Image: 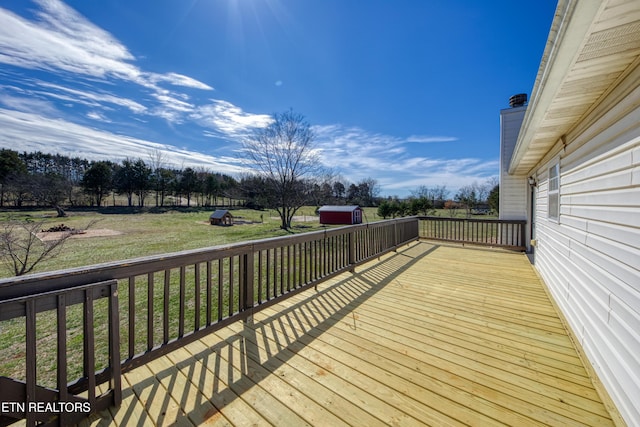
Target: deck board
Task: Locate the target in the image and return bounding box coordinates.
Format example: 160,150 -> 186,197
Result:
91,242 -> 616,426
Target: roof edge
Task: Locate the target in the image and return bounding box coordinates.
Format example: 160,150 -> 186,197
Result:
508,0 -> 601,174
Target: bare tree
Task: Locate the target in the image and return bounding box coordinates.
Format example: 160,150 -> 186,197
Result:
479,177 -> 498,203
473,180 -> 493,204
242,110 -> 322,230
412,185 -> 449,208
455,185 -> 478,217
0,218 -> 97,276
359,177 -> 380,206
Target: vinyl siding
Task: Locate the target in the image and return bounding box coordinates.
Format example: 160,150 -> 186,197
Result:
533,96 -> 640,425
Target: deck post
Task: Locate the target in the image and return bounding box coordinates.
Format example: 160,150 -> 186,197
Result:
393,220 -> 398,251
242,250 -> 255,323
348,230 -> 356,272
109,281 -> 122,406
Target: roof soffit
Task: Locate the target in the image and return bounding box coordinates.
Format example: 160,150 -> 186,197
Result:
509,0 -> 640,175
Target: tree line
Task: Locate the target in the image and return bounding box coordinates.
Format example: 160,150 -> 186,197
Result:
376,181 -> 499,219
1,110 -> 499,228
0,148 -> 384,211
0,149 -> 234,208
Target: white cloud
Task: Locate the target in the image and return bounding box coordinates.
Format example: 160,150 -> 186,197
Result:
0,1 -> 137,79
148,72 -> 213,91
0,2 -> 497,197
0,102 -> 497,196
0,93 -> 59,116
0,0 -> 212,106
153,94 -> 195,113
406,135 -> 458,143
313,124 -> 497,196
191,99 -> 273,138
0,2 -> 276,143
37,82 -> 147,114
86,110 -> 111,122
0,108 -> 245,173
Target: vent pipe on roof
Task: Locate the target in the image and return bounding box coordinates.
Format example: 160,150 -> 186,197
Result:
509,93 -> 527,107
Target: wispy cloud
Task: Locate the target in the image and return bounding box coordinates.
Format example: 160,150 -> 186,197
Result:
314,124 -> 497,195
148,72 -> 213,91
405,135 -> 458,143
191,100 -> 273,139
0,0 -> 212,122
86,110 -> 111,123
0,108 -> 245,173
0,1 -> 498,197
0,0 -> 274,141
0,93 -> 59,116
37,82 -> 148,114
0,1 -> 138,80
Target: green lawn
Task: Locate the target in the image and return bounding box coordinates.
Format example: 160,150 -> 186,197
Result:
0,207 -> 332,278
0,206 -> 492,279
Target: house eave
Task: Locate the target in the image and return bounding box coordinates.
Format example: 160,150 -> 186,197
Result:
509,0 -> 640,175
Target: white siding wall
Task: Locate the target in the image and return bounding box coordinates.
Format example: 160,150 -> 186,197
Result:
533,94 -> 640,425
499,106 -> 528,220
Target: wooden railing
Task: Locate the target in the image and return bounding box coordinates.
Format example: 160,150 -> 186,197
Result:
0,280 -> 120,427
0,217 -> 418,426
418,216 -> 526,250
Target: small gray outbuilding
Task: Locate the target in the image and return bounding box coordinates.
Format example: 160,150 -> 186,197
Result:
209,210 -> 233,226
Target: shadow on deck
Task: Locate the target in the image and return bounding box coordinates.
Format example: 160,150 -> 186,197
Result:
89,242 -> 617,427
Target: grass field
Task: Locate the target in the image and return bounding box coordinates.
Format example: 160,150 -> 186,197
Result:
0,206 -> 491,278
0,206 -> 353,279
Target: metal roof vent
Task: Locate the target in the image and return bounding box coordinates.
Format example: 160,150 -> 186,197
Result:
509,93 -> 528,107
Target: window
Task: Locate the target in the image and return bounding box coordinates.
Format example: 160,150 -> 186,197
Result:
548,162 -> 560,220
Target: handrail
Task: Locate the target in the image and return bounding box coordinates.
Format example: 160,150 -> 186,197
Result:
0,280 -> 120,427
0,217 -> 416,300
0,217 -> 419,426
418,216 -> 526,250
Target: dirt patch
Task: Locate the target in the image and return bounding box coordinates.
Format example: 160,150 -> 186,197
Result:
270,216 -> 318,222
37,229 -> 123,242
199,219 -> 258,226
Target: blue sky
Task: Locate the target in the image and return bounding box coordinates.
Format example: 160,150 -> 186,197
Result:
0,0 -> 556,197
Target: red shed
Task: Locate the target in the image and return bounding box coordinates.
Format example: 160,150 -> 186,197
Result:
318,205 -> 363,225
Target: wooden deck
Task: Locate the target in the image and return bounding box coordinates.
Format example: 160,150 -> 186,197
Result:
86,242 -> 616,426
